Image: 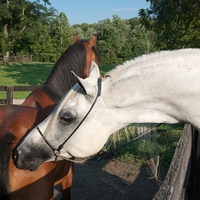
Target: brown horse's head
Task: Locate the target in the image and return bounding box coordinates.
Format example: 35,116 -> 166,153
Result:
74,34 -> 101,77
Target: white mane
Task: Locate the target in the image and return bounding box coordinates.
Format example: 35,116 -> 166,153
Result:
104,48 -> 199,80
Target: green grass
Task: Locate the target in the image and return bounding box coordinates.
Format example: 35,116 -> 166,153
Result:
0,62 -> 54,99
0,62 -> 54,85
0,62 -> 116,100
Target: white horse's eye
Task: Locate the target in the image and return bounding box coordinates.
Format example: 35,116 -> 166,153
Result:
59,113 -> 75,124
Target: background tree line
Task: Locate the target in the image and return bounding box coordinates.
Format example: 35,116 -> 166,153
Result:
0,0 -> 199,64
139,0 -> 200,50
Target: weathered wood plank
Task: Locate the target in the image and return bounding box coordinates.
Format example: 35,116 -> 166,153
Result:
153,124 -> 192,200
0,85 -> 40,105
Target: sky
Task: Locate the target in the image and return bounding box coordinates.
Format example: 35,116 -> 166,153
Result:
45,0 -> 150,25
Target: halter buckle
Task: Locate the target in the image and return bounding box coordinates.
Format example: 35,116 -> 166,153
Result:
54,150 -> 60,161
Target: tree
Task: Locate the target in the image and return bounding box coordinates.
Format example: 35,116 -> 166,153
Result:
139,0 -> 200,49
72,23 -> 96,39
0,0 -> 56,57
96,15 -> 131,63
50,12 -> 72,54
0,0 -> 29,56
95,16 -> 152,63
125,18 -> 156,59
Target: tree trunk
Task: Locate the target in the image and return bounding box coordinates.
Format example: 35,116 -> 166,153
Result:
3,24 -> 9,57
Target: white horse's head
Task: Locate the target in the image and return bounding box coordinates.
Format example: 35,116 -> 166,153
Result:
14,62 -> 117,170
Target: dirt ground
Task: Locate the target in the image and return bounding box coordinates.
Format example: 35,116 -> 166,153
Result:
54,158 -> 167,200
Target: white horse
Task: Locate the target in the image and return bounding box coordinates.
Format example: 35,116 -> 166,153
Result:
14,49 -> 200,170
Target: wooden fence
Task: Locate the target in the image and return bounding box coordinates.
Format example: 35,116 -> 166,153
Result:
153,124 -> 200,200
0,86 -> 39,105
0,55 -> 33,66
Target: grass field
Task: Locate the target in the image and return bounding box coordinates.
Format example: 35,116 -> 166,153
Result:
0,62 -> 115,100
0,62 -> 54,99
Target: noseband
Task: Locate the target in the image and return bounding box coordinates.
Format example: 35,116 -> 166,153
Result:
37,78 -> 102,162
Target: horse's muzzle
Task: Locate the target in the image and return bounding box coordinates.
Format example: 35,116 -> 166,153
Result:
13,148 -> 39,171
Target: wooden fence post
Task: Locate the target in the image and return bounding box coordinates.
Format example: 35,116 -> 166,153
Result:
3,57 -> 7,65
6,86 -> 13,105
153,124 -> 192,200
0,86 -> 40,105
188,127 -> 200,199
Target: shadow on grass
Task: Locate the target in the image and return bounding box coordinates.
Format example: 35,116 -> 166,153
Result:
2,62 -> 54,85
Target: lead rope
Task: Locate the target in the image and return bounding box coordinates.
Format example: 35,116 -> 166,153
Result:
37,78 -> 102,162
54,150 -> 88,163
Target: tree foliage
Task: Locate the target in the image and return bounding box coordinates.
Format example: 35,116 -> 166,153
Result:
139,0 -> 200,49
0,0 -> 72,61
72,16 -> 152,64
1,0 -> 200,63
0,1 -> 155,63
50,12 -> 72,53
96,16 -> 131,63
0,0 -> 57,57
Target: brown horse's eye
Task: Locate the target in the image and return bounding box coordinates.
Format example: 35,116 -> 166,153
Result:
60,113 -> 75,124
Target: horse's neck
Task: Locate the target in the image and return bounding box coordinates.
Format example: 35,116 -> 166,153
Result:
42,41 -> 87,104
103,50 -> 200,128
22,88 -> 56,115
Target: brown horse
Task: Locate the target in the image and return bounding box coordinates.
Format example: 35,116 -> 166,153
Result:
0,35 -> 101,200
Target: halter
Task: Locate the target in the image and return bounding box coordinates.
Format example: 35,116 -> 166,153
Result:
37,78 -> 102,162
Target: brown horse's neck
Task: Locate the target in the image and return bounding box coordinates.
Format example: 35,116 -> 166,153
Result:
41,41 -> 87,104
23,37 -> 101,111
22,88 -> 56,116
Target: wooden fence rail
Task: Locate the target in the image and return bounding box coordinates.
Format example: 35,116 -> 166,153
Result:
0,86 -> 40,105
0,55 -> 33,66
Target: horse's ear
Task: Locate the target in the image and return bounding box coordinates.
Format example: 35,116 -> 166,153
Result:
72,74 -> 96,97
88,62 -> 100,79
88,34 -> 97,46
71,62 -> 100,97
73,34 -> 79,43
